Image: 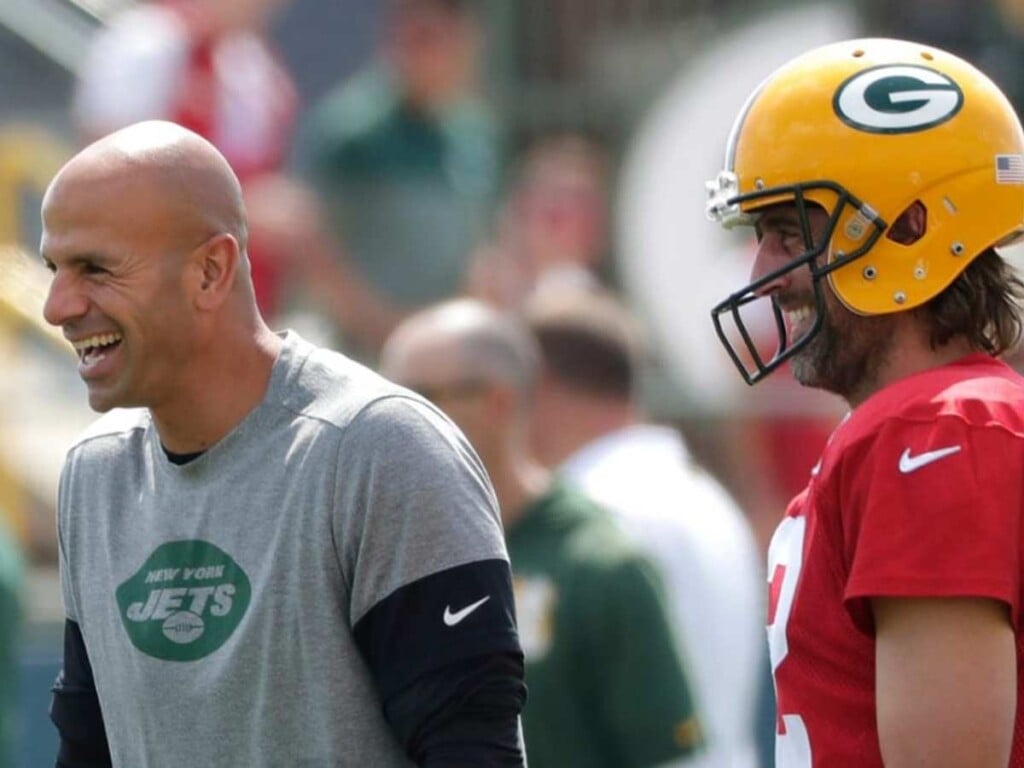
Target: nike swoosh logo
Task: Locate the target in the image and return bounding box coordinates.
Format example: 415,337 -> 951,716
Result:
443,596 -> 491,627
898,445 -> 962,474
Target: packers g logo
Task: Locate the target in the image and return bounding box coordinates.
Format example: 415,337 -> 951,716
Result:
115,540 -> 251,662
833,64 -> 963,134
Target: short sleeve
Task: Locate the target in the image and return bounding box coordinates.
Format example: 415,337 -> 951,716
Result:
580,553 -> 704,767
843,415 -> 1023,627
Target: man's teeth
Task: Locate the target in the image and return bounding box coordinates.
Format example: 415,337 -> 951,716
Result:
785,306 -> 812,326
73,333 -> 123,359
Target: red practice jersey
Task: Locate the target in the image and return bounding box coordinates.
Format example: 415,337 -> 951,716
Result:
767,353 -> 1024,766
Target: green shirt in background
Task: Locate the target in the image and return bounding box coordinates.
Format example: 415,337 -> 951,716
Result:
506,483 -> 704,768
0,521 -> 23,768
296,67 -> 502,308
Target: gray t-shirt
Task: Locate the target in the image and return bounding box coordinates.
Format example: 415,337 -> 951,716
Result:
56,332 -> 518,767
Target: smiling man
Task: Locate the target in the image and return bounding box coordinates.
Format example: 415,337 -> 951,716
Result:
706,38 -> 1024,767
41,121 -> 526,768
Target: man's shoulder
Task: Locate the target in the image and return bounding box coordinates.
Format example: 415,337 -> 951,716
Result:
69,408 -> 149,455
849,354 -> 1024,439
275,336 -> 446,440
277,340 -> 398,421
816,355 -> 1024,487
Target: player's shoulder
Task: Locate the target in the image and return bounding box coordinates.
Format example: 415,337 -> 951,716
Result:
833,354 -> 1024,460
863,353 -> 1023,419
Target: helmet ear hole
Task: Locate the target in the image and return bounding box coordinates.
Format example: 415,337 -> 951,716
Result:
887,201 -> 927,245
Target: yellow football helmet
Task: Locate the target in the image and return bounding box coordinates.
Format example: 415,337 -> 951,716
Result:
706,37 -> 1024,384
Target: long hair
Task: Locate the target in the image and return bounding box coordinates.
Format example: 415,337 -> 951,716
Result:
917,248 -> 1024,355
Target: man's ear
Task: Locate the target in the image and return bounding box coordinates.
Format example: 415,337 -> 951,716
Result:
190,233 -> 239,311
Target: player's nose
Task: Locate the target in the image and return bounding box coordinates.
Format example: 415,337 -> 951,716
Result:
750,234 -> 793,298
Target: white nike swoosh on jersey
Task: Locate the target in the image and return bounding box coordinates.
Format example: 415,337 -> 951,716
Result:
443,595 -> 491,627
898,445 -> 962,474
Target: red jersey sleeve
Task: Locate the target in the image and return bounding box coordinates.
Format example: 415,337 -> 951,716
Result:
841,414 -> 1023,629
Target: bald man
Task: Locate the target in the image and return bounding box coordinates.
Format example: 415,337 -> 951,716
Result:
381,299 -> 706,768
41,121 -> 526,768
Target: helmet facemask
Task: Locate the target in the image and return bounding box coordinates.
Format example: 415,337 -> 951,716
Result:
708,180 -> 887,385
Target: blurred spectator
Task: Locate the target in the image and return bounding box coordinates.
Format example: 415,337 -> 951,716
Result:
295,0 -> 500,359
71,0 -> 299,320
524,284 -> 767,768
469,132 -> 612,310
380,299 -> 706,768
0,519 -> 22,768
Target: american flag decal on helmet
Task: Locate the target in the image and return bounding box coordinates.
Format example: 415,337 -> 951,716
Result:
995,154 -> 1024,184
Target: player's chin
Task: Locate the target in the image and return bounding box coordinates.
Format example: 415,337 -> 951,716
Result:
789,346 -> 827,390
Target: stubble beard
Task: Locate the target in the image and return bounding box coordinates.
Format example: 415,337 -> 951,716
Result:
789,296 -> 895,403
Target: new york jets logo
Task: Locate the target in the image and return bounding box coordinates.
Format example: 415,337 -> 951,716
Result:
115,540 -> 251,662
833,64 -> 963,134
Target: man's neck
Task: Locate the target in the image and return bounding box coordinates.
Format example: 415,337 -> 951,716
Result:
847,323 -> 976,408
153,328 -> 283,453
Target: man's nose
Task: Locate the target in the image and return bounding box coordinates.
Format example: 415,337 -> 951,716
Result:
750,235 -> 792,298
42,270 -> 87,327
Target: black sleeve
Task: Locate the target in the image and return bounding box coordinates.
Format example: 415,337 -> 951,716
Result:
50,619 -> 111,768
384,651 -> 527,768
352,558 -> 522,700
352,558 -> 526,765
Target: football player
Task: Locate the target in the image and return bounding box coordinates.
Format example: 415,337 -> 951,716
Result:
706,38 -> 1024,767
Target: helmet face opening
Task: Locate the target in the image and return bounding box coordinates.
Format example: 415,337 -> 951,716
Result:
709,182 -> 887,385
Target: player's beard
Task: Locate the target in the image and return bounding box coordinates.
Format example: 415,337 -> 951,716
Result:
790,288 -> 896,404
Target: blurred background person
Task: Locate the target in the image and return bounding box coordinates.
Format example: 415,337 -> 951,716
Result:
469,132 -> 613,311
71,0 -> 300,322
381,298 -> 706,768
295,0 -> 500,360
524,284 -> 767,768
